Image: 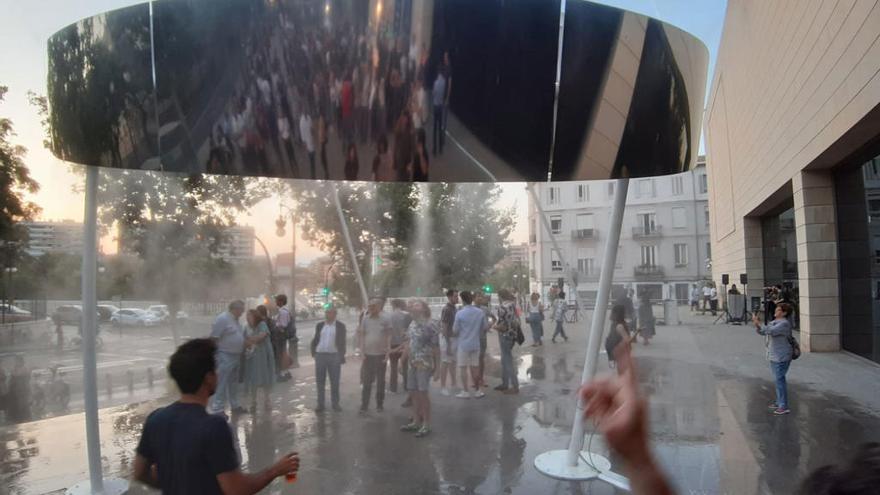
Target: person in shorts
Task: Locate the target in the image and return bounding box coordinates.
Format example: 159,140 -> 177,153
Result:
452,291 -> 489,399
400,300 -> 439,438
438,289 -> 459,395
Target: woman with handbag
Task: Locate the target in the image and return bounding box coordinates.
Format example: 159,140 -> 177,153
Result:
526,293 -> 545,347
753,302 -> 795,415
243,308 -> 276,414
494,290 -> 521,394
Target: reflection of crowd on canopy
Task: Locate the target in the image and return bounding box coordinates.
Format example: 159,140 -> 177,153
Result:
205,2 -> 452,182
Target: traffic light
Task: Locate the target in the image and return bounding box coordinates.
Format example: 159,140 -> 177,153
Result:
321,287 -> 330,296
483,284 -> 493,293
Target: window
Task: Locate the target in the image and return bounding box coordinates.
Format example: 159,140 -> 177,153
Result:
706,242 -> 712,259
550,215 -> 562,234
637,179 -> 655,198
640,245 -> 657,266
548,186 -> 560,205
531,251 -> 536,270
672,207 -> 686,228
636,212 -> 657,233
576,184 -> 588,202
671,175 -> 684,195
551,250 -> 563,272
674,244 -> 688,266
576,213 -> 594,230
615,246 -> 624,268
699,174 -> 708,194
607,182 -> 615,198
577,247 -> 595,274
704,207 -> 711,227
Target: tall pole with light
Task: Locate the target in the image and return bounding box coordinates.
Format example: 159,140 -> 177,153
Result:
276,203 -> 298,368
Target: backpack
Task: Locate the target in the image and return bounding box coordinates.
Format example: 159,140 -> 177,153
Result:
497,303 -> 525,346
279,307 -> 297,340
788,334 -> 801,360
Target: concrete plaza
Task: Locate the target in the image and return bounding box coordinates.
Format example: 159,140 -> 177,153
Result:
2,310 -> 879,494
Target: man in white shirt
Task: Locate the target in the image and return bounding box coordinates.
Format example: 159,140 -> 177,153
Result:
357,298 -> 391,413
209,300 -> 246,415
452,291 -> 489,399
299,111 -> 316,179
310,307 -> 346,412
702,285 -> 713,314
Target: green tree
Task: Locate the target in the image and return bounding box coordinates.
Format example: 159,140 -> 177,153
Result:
293,181 -> 417,307
95,168 -> 270,343
0,86 -> 41,244
294,182 -> 514,301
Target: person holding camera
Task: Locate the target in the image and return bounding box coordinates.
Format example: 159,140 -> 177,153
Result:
752,302 -> 794,415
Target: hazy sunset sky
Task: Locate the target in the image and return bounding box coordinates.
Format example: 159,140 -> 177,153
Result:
0,0 -> 724,264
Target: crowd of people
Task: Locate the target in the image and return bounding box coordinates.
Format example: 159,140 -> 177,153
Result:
131,284 -> 880,494
204,5 -> 452,182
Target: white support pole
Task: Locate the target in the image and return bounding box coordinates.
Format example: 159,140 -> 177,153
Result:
534,178 -> 629,482
567,177 -> 628,463
332,185 -> 370,306
81,165 -> 103,491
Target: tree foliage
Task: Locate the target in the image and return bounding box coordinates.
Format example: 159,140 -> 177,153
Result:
293,181 -> 514,302
0,86 -> 41,244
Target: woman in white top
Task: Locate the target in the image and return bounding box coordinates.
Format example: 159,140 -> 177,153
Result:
526,293 -> 545,347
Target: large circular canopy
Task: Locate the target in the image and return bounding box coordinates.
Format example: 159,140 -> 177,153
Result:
46,0 -> 708,182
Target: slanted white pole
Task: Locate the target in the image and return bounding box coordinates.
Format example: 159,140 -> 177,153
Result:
332,184 -> 369,306
567,177 -> 628,464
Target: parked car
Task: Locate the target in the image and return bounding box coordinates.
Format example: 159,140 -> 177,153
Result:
146,305 -> 188,323
51,305 -> 98,326
96,304 -> 121,323
0,303 -> 32,323
110,308 -> 161,327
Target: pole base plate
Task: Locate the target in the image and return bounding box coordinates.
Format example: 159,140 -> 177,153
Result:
65,478 -> 129,495
534,449 -> 612,481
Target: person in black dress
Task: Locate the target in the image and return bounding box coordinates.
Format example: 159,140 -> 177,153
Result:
412,128 -> 429,181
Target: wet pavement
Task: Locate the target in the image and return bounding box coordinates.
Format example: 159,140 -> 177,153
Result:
2,310 -> 879,494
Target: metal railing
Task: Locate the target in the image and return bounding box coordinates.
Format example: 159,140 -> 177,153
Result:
571,228 -> 598,240
632,225 -> 662,237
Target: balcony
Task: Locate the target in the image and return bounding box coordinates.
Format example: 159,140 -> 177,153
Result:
632,225 -> 662,238
571,228 -> 598,240
634,265 -> 665,280
529,234 -> 537,244
573,270 -> 600,282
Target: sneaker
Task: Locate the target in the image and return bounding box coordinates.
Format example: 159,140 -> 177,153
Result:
473,390 -> 486,399
415,425 -> 432,438
400,422 -> 420,432
767,402 -> 778,410
455,391 -> 472,399
494,385 -> 508,391
772,407 -> 791,415
358,407 -> 368,416
441,388 -> 450,396
314,406 -> 325,413
377,405 -> 384,412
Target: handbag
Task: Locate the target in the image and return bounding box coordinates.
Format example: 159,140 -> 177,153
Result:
788,335 -> 801,360
279,350 -> 293,369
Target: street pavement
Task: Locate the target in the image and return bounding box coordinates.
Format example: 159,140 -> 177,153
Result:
2,309 -> 879,494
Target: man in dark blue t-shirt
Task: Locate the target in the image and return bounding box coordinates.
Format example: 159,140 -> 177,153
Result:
133,338 -> 299,494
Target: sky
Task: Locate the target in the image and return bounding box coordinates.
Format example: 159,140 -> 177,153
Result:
0,0 -> 727,265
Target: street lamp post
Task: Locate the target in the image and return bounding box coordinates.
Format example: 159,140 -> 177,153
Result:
276,204 -> 298,367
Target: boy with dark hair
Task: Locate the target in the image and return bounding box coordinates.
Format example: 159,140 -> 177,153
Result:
133,338 -> 299,494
